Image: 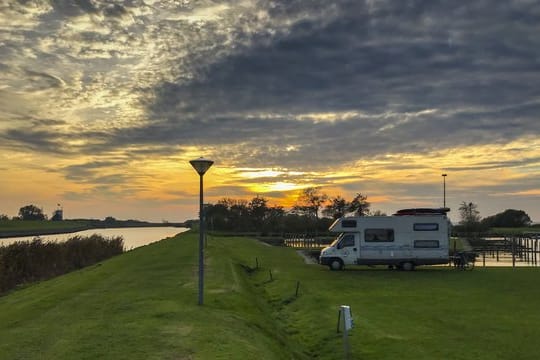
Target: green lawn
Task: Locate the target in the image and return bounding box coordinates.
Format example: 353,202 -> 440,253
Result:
0,232 -> 539,359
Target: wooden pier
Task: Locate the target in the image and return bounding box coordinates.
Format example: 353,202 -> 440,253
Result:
468,233 -> 540,267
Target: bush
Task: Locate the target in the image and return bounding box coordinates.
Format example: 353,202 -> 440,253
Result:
0,235 -> 124,295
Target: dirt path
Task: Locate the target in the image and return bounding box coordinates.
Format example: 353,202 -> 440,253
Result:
296,250 -> 318,264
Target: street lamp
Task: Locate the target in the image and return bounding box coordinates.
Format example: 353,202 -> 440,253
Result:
442,173 -> 447,208
190,157 -> 214,306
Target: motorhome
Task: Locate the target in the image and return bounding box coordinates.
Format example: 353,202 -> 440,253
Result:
319,208 -> 451,271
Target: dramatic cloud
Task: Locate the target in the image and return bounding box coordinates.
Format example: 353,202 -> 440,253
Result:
1,0 -> 539,221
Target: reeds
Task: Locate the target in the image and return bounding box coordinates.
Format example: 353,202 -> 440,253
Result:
0,234 -> 124,294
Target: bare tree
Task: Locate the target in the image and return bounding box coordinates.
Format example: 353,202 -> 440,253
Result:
323,196 -> 349,219
293,187 -> 328,219
459,201 -> 482,232
370,209 -> 387,216
348,193 -> 370,216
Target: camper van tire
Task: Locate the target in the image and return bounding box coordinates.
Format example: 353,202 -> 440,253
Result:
329,259 -> 344,271
401,262 -> 415,271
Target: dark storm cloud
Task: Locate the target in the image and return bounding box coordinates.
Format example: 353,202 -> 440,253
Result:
63,161 -> 127,181
154,0 -> 532,115
2,0 -> 539,174
445,156 -> 540,172
0,119 -> 95,155
1,128 -> 66,154
141,0 -> 540,169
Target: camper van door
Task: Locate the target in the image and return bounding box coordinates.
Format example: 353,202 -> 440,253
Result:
335,233 -> 359,265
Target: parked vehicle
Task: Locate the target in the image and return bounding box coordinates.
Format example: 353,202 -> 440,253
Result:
319,208 -> 451,270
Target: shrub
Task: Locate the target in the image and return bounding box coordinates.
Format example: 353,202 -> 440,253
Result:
0,235 -> 123,295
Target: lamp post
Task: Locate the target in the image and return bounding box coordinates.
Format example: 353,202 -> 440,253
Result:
190,157 -> 214,306
442,173 -> 447,208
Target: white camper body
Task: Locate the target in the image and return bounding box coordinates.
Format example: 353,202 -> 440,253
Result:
319,212 -> 450,270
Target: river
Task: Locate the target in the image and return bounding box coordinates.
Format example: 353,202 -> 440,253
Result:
0,227 -> 189,250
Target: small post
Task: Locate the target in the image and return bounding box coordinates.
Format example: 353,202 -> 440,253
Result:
533,239 -> 538,266
450,239 -> 457,267
295,281 -> 300,297
336,310 -> 342,333
482,252 -> 485,267
339,305 -> 353,360
255,257 -> 259,269
512,238 -> 516,268
269,269 -> 273,281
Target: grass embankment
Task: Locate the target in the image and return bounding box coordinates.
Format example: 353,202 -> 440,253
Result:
0,232 -> 302,359
1,232 -> 539,359
0,220 -> 90,234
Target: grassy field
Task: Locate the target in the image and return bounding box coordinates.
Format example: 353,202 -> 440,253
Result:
0,220 -> 90,232
0,232 -> 539,359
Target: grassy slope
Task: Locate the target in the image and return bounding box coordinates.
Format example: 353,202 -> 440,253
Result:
255,262 -> 540,359
1,232 -> 540,359
0,232 -> 302,360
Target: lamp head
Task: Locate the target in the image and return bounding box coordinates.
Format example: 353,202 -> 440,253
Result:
190,157 -> 214,175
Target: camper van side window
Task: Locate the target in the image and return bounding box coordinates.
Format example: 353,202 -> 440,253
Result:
413,223 -> 439,231
341,220 -> 357,228
414,240 -> 440,248
365,229 -> 394,242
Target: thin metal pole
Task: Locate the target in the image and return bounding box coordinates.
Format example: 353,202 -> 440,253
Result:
442,174 -> 447,208
198,174 -> 204,305
443,177 -> 446,208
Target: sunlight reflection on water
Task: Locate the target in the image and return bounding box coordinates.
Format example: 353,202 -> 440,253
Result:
0,227 -> 189,250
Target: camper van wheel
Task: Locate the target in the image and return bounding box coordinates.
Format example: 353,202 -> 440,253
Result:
329,259 -> 344,271
402,262 -> 415,271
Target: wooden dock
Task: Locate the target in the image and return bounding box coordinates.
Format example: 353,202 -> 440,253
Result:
468,234 -> 540,267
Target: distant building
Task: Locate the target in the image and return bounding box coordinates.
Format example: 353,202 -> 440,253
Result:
51,204 -> 63,221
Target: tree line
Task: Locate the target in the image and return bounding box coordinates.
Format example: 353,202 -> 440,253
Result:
200,188 -> 534,235
456,202 -> 533,233
0,204 -> 49,221
200,188 -> 378,234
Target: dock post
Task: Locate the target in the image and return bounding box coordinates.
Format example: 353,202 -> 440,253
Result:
512,238 -> 516,268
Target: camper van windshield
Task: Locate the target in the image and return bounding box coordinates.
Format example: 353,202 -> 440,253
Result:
330,233 -> 347,247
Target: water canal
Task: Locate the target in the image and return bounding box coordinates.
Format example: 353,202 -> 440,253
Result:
0,227 -> 189,250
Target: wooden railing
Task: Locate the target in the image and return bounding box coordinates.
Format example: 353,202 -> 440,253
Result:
283,234 -> 333,249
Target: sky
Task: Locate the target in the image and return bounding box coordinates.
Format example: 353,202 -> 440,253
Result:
1,0 -> 539,223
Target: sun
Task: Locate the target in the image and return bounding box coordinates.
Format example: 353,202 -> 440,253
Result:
249,181 -> 302,193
